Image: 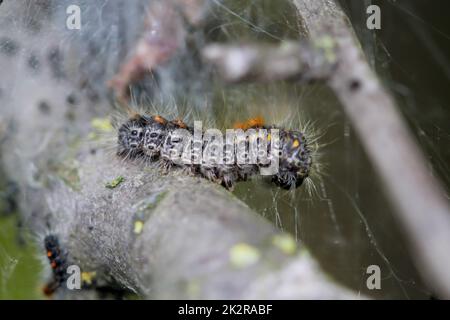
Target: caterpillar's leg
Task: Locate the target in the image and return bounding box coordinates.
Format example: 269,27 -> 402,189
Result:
200,166 -> 219,183
272,171 -> 300,190
221,174 -> 236,191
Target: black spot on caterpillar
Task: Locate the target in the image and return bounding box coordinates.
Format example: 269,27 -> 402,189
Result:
117,113 -> 313,190
43,235 -> 69,296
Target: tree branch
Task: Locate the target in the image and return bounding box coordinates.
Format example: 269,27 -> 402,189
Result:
202,41 -> 334,83
292,0 -> 450,298
42,147 -> 357,299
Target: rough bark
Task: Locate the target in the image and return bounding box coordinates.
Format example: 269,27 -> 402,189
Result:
39,144 -> 357,299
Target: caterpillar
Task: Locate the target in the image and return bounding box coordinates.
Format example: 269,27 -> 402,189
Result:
42,235 -> 69,296
116,112 -> 313,191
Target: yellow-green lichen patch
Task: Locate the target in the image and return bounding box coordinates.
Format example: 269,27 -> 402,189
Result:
299,247 -> 311,259
88,117 -> 113,141
144,191 -> 168,211
81,271 -> 97,285
132,191 -> 168,236
134,191 -> 168,213
87,132 -> 98,141
186,280 -> 201,297
313,35 -> 337,64
229,243 -> 260,268
91,117 -> 113,132
133,220 -> 144,235
105,176 -> 125,189
48,137 -> 82,191
54,159 -> 81,191
272,234 -> 297,255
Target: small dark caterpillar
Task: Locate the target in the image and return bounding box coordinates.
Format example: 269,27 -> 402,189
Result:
41,236 -> 132,298
117,113 -> 312,190
42,235 -> 69,296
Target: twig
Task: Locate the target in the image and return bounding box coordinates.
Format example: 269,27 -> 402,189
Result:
202,41 -> 334,83
108,1 -> 186,103
108,0 -> 209,103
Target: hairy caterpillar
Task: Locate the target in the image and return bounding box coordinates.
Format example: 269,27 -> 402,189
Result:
42,235 -> 69,296
41,234 -> 131,299
116,112 -> 313,190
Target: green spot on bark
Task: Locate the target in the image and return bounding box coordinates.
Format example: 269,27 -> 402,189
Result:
229,243 -> 260,268
187,280 -> 200,297
133,220 -> 144,234
105,176 -> 124,189
132,191 -> 168,235
48,137 -> 82,191
54,160 -> 81,191
91,117 -> 113,132
144,191 -> 168,211
135,191 -> 168,216
299,247 -> 311,259
314,36 -> 337,63
89,117 -> 113,141
272,234 -> 297,255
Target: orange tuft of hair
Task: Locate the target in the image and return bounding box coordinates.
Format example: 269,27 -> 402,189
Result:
233,116 -> 265,130
171,119 -> 187,129
153,115 -> 168,125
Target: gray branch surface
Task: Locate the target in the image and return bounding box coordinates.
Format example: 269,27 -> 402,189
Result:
40,145 -> 357,299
